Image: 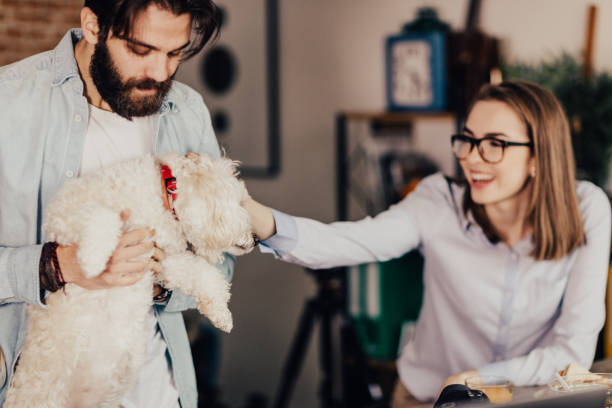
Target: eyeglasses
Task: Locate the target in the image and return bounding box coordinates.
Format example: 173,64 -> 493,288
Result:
450,134 -> 533,164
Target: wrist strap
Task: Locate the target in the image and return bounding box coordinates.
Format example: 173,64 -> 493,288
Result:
39,242 -> 65,296
153,287 -> 171,303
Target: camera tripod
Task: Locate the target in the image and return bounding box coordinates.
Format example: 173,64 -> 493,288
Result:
272,268 -> 379,408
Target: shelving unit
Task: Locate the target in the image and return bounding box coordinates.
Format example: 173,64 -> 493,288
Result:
276,110 -> 460,408
333,111 -> 457,407
335,111 -> 456,221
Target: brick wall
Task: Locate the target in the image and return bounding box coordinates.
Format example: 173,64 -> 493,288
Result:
0,0 -> 83,66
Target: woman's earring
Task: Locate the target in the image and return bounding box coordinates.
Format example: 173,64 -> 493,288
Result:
530,166 -> 536,177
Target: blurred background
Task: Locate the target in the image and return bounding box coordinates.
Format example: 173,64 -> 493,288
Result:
3,1 -> 612,407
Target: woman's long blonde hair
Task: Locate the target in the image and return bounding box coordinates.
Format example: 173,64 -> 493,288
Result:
463,80 -> 584,260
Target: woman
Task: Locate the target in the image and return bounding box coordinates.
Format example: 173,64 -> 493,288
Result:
244,80 -> 612,405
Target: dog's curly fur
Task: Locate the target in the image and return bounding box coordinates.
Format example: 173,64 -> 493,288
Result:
5,153 -> 253,408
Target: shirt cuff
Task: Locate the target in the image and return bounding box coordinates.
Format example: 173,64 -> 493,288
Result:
259,209 -> 298,257
164,288 -> 197,312
477,360 -> 512,381
9,244 -> 47,308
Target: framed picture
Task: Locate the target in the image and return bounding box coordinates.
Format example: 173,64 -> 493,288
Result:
182,0 -> 280,178
385,31 -> 446,111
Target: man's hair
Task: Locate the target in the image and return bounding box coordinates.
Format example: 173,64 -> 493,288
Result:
463,80 -> 585,261
83,0 -> 220,60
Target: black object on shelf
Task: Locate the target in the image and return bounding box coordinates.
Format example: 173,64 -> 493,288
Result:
446,0 -> 500,119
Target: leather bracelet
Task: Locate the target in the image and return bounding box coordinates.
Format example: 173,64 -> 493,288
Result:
39,242 -> 65,295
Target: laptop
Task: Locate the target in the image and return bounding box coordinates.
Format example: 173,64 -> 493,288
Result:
489,386 -> 608,408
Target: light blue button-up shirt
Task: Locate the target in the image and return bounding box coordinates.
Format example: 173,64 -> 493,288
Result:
262,173 -> 611,401
0,29 -> 234,408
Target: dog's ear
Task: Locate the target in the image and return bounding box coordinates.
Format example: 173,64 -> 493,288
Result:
177,196 -> 245,264
173,156 -> 254,262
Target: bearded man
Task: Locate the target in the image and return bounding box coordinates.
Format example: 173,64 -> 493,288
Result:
0,1 -> 234,407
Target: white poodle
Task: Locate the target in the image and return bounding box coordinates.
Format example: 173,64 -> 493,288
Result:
5,152 -> 254,408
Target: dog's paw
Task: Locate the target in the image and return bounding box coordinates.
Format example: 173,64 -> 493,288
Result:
77,206 -> 123,278
198,302 -> 233,333
211,310 -> 233,333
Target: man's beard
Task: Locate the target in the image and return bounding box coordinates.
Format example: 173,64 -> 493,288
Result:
89,40 -> 173,120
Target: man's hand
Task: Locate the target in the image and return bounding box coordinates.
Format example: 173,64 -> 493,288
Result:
439,370 -> 480,394
151,245 -> 167,298
56,210 -> 163,290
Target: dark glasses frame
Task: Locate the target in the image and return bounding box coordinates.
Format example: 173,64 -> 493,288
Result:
450,134 -> 534,164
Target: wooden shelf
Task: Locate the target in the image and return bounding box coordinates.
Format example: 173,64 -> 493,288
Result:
339,111 -> 455,123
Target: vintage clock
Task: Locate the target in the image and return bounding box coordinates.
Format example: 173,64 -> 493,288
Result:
385,31 -> 447,111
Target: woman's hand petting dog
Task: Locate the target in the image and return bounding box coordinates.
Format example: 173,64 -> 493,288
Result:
56,209 -> 163,290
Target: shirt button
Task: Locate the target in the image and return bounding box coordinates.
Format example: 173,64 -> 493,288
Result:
511,253 -> 518,261
74,114 -> 82,122
65,170 -> 74,178
495,355 -> 503,362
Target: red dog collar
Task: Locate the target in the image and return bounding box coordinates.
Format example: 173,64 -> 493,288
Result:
160,164 -> 178,219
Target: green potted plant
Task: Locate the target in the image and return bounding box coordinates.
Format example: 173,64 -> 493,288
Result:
503,54 -> 612,190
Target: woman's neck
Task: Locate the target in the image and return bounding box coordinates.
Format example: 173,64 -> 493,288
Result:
484,185 -> 533,247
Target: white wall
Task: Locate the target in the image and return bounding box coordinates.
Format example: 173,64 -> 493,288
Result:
176,1 -> 612,407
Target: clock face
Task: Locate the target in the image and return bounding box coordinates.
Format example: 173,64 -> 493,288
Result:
391,40 -> 433,106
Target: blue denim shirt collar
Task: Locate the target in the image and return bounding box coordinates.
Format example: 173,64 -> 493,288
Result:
52,29 -> 82,87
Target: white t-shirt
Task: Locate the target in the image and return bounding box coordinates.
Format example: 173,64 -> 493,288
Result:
80,105 -> 180,408
80,105 -> 155,175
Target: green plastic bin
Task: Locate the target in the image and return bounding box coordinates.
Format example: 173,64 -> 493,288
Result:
348,250 -> 424,360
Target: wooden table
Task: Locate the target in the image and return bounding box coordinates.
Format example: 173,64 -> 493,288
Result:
390,358 -> 612,407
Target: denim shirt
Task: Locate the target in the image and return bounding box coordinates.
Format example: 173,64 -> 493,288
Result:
0,29 -> 235,408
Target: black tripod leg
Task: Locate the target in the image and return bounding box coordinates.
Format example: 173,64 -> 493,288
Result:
341,317 -> 375,407
319,305 -> 334,408
272,298 -> 318,408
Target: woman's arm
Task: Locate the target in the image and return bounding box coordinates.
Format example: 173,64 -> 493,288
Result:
241,175 -> 450,270
243,196 -> 422,269
242,198 -> 276,241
